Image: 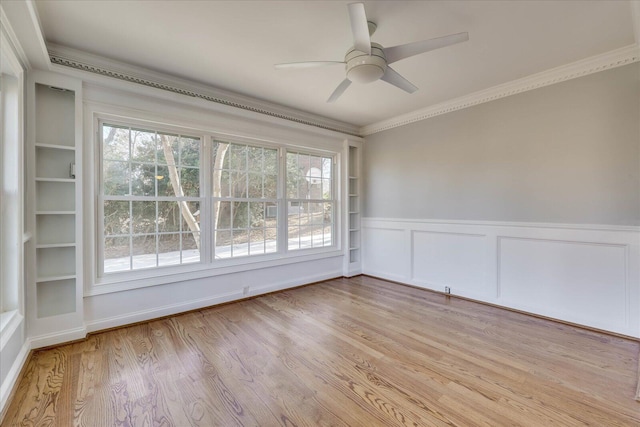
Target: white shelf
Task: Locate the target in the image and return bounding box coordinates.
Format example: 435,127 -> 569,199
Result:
36,243 -> 76,249
35,177 -> 75,183
36,211 -> 75,215
36,274 -> 76,283
35,142 -> 75,151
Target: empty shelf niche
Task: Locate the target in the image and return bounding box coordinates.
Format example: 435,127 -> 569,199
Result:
37,279 -> 76,318
35,83 -> 75,147
36,246 -> 75,280
36,180 -> 75,212
36,215 -> 75,246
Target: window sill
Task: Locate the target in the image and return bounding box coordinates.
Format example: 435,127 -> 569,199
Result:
88,248 -> 344,296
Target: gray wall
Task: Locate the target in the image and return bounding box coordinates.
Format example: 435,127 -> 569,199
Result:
363,63 -> 640,226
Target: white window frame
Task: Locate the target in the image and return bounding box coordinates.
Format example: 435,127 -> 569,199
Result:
0,28 -> 25,335
97,119 -> 206,276
93,113 -> 343,293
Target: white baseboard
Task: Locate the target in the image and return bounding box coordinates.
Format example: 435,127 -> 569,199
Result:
86,271 -> 341,334
29,327 -> 88,350
0,340 -> 30,418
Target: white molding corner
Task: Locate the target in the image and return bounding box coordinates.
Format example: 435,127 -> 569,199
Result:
360,44 -> 640,136
28,326 -> 87,350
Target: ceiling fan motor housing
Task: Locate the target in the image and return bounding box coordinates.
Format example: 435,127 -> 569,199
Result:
345,43 -> 387,83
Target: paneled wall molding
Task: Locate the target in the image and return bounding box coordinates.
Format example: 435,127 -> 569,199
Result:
362,217 -> 640,338
46,43 -> 361,137
360,44 -> 640,136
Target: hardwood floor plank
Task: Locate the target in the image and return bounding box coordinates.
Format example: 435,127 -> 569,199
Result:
3,277 -> 639,426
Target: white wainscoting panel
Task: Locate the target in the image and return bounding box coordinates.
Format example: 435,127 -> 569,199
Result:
362,227 -> 409,282
412,231 -> 488,299
362,218 -> 640,338
498,237 -> 628,331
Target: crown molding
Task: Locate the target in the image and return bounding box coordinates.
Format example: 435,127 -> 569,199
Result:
47,43 -> 361,138
360,44 -> 640,136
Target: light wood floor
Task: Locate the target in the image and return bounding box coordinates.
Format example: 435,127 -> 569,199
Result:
3,276 -> 639,426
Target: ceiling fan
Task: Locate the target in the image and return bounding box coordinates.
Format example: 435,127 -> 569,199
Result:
275,2 -> 469,103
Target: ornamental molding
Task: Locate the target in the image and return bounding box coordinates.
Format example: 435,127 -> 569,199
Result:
360,44 -> 640,136
47,44 -> 361,138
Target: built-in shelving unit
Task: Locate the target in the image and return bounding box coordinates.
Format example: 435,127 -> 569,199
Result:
345,142 -> 362,276
26,71 -> 83,341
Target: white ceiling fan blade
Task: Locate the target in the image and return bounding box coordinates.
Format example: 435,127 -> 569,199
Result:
275,61 -> 345,70
380,67 -> 418,94
327,78 -> 352,103
383,32 -> 469,64
348,3 -> 371,55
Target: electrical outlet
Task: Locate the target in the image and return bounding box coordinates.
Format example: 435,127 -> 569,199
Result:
243,286 -> 250,296
444,286 -> 451,294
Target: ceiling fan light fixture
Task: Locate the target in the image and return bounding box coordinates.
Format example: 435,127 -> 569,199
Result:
345,43 -> 387,84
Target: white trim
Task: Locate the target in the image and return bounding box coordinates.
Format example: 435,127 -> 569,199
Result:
0,7 -> 30,70
85,270 -> 339,333
360,44 -> 640,135
363,217 -> 640,233
0,339 -> 30,416
47,43 -> 361,138
28,326 -> 87,350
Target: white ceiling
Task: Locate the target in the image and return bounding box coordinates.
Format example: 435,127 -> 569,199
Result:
35,0 -> 637,127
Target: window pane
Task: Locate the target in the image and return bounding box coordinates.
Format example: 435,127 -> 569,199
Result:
248,146 -> 263,173
158,233 -> 181,267
248,173 -> 263,198
232,201 -> 249,229
132,201 -> 156,234
103,125 -> 129,161
103,200 -> 130,236
214,229 -> 231,259
214,201 -> 231,229
213,141 -> 230,169
309,202 -> 324,225
229,144 -> 247,171
158,201 -> 180,232
131,129 -> 156,163
249,202 -> 265,228
181,136 -> 200,167
103,161 -> 129,196
286,152 -> 299,198
230,171 -> 247,197
321,178 -> 332,199
181,167 -> 200,197
132,234 -> 157,270
323,203 -> 333,225
157,134 -> 179,165
131,163 -> 156,196
181,201 -> 201,234
104,236 -> 130,273
231,230 -> 249,258
155,166 -> 173,197
265,228 -> 277,254
182,232 -> 201,264
264,174 -> 277,199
